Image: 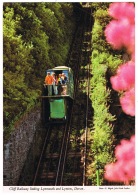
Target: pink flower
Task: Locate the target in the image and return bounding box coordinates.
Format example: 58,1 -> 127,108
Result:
105,20 -> 125,50
108,2 -> 135,24
105,20 -> 134,53
126,24 -> 135,54
115,136 -> 135,161
104,135 -> 135,183
110,61 -> 135,92
131,52 -> 135,62
104,163 -> 122,182
104,2 -> 135,185
120,88 -> 135,116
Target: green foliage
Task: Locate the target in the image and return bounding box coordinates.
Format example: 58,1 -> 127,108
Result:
92,50 -> 122,75
90,52 -> 115,185
3,2 -> 76,139
89,2 -> 123,185
91,2 -> 110,11
92,3 -> 124,57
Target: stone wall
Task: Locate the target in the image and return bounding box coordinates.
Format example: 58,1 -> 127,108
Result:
3,107 -> 41,186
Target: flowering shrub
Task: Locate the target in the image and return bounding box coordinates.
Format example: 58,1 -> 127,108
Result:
120,88 -> 135,117
110,61 -> 135,116
108,2 -> 135,23
90,3 -> 118,185
110,61 -> 135,92
104,2 -> 135,184
105,2 -> 135,117
105,20 -> 134,54
104,135 -> 135,183
105,2 -> 135,56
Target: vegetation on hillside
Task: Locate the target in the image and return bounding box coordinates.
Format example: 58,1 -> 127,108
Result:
89,2 -> 135,185
89,2 -> 123,185
3,2 -> 76,138
104,2 -> 135,184
3,2 -> 135,185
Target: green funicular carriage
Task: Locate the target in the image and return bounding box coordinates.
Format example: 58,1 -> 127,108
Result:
41,66 -> 74,124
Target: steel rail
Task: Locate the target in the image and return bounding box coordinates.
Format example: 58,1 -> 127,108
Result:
82,22 -> 92,188
32,126 -> 51,185
42,126 -> 62,185
59,98 -> 76,185
54,24 -> 85,186
68,11 -> 89,186
33,7 -> 92,186
61,26 -> 85,185
58,9 -> 92,185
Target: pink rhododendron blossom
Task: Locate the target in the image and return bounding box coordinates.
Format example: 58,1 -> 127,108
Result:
105,20 -> 134,53
131,52 -> 135,62
124,24 -> 135,54
105,20 -> 126,49
108,2 -> 135,24
115,136 -> 135,161
120,88 -> 135,116
104,135 -> 135,183
104,2 -> 135,184
110,61 -> 135,92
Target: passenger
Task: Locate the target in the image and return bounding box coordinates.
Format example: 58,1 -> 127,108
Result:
61,73 -> 64,84
61,73 -> 67,95
58,74 -> 63,84
55,75 -> 59,85
64,74 -> 68,83
51,72 -> 58,95
61,73 -> 68,84
61,85 -> 67,95
45,72 -> 53,96
57,74 -> 63,95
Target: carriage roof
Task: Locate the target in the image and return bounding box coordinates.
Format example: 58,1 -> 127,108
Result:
47,66 -> 72,73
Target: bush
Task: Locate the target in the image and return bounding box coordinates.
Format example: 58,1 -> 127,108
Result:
3,2 -> 76,139
89,2 -> 123,185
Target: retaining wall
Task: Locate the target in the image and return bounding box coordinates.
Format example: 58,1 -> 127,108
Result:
3,107 -> 41,186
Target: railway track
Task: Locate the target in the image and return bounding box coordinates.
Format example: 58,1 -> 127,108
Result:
59,6 -> 92,186
32,6 -> 92,186
33,124 -> 67,185
18,5 -> 134,187
18,5 -> 93,186
32,10 -> 87,186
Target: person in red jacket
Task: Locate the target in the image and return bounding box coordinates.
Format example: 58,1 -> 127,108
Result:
45,72 -> 53,95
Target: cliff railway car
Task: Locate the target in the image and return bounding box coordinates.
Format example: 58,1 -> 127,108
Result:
41,66 -> 74,124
